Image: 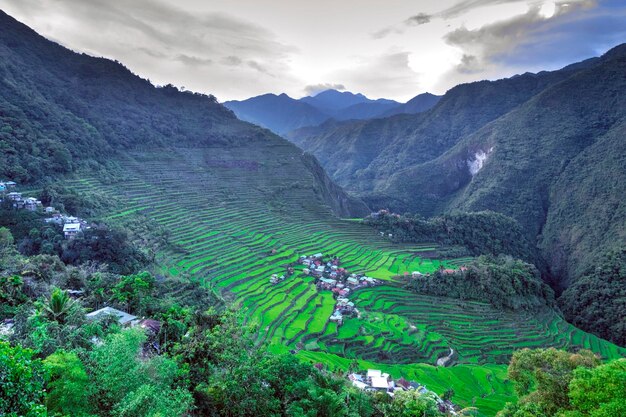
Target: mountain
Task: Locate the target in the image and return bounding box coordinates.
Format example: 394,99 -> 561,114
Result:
0,9 -> 368,218
381,92 -> 441,117
300,89 -> 373,110
223,93 -> 328,135
224,89 -> 435,135
289,47 -> 626,345
288,67 -> 580,190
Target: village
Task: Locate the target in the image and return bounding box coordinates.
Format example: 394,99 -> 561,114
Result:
347,369 -> 458,414
0,180 -> 89,239
269,253 -> 382,325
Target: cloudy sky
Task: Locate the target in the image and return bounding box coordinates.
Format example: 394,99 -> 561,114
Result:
2,0 -> 625,101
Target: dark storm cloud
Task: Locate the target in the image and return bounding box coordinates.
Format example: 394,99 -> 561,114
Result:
303,83 -> 347,95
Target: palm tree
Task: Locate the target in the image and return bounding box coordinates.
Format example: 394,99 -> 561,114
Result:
43,287 -> 74,324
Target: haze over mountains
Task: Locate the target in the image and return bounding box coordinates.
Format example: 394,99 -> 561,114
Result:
224,90 -> 441,134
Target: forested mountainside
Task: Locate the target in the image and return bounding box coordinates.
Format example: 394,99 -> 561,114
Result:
0,10 -> 367,218
290,46 -> 626,345
224,89 -> 440,135
380,93 -> 442,117
287,63 -> 589,189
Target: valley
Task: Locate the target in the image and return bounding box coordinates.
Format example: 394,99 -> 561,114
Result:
1,8 -> 624,417
60,148 -> 624,415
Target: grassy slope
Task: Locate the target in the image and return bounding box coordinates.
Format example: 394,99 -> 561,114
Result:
64,150 -> 624,416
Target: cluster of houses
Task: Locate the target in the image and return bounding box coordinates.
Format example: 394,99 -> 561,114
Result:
298,253 -> 381,325
0,180 -> 88,239
348,369 -> 457,414
0,182 -> 44,213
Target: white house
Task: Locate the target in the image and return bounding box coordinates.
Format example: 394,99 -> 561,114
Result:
63,223 -> 82,239
371,376 -> 390,390
367,369 -> 382,379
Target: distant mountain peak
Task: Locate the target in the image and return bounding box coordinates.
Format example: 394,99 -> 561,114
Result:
312,89 -> 366,99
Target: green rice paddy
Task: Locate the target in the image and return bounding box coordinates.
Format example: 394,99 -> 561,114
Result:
64,149 -> 625,416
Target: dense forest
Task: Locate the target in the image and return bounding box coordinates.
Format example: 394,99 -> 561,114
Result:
404,255 -> 555,313
363,211 -> 540,266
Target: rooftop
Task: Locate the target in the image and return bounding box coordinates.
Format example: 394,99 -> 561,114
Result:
86,306 -> 137,325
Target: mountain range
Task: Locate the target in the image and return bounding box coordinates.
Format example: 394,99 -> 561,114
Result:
223,90 -> 441,134
288,48 -> 626,344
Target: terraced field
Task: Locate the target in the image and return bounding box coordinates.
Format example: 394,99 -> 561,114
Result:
64,149 -> 625,416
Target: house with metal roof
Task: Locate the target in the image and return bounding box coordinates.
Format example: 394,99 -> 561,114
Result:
85,307 -> 138,327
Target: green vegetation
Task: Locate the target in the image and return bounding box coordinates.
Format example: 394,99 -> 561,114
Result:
405,255 -> 555,312
0,10 -> 624,417
497,348 -> 626,417
0,207 -> 148,275
289,45 -> 626,347
559,248 -> 626,346
53,155 -> 622,414
363,211 -> 541,266
0,341 -> 47,417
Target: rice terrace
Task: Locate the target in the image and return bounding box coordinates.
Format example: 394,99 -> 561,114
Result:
63,149 -> 624,415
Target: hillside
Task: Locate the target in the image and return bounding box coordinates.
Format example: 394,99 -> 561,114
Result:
290,46 -> 626,345
0,10 -> 367,219
288,65 -> 589,191
381,92 -> 442,117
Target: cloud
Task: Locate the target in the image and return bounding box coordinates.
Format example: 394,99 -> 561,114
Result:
329,52 -> 420,100
437,0 -> 527,19
222,56 -> 243,66
433,0 -> 626,93
444,0 -> 598,70
1,0 -> 299,99
303,83 -> 346,95
373,0 -> 594,39
373,1 -> 521,39
406,13 -> 432,25
176,54 -> 213,66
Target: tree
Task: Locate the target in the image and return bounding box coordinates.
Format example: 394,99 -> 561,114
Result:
44,350 -> 91,416
89,329 -> 192,417
563,358 -> 626,417
0,275 -> 28,318
497,348 -> 600,417
382,389 -> 443,417
41,287 -> 75,324
0,341 -> 47,417
110,271 -> 155,315
0,226 -> 14,247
